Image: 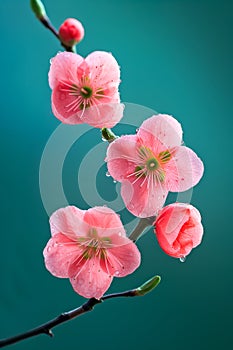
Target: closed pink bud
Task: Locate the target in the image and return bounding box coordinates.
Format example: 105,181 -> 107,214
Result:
59,18 -> 84,46
154,203 -> 203,259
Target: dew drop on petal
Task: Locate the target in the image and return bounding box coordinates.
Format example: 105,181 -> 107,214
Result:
47,246 -> 52,252
106,171 -> 111,177
115,271 -> 120,275
180,256 -> 186,263
113,179 -> 117,183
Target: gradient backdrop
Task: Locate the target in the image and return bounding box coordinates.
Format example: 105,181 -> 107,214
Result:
0,1 -> 233,349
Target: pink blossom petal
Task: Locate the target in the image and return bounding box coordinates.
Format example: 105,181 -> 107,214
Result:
121,178 -> 168,218
43,233 -> 83,278
52,88 -> 123,127
83,206 -> 125,234
50,206 -> 88,239
165,146 -> 204,192
82,102 -> 124,128
51,83 -> 83,124
49,52 -> 84,89
69,257 -> 113,299
156,205 -> 190,244
101,241 -> 141,277
85,51 -> 120,87
185,206 -> 203,248
106,135 -> 139,181
137,114 -> 183,150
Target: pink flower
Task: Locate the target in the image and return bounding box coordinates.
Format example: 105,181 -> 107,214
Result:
154,203 -> 204,258
106,114 -> 204,218
43,206 -> 141,299
48,51 -> 124,128
59,18 -> 84,46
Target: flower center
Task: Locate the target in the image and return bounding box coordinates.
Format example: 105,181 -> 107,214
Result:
80,86 -> 93,98
146,157 -> 159,171
79,228 -> 112,260
130,145 -> 167,184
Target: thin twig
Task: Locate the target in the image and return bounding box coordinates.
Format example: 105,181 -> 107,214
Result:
0,284 -> 157,348
40,17 -> 75,52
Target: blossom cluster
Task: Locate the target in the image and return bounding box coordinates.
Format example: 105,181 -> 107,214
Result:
43,17 -> 204,299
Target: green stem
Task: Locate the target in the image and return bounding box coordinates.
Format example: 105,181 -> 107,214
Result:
101,128 -> 118,142
129,216 -> 156,242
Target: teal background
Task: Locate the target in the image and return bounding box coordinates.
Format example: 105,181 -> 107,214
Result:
0,0 -> 233,349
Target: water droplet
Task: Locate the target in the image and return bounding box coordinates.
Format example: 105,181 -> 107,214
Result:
180,256 -> 186,263
102,137 -> 107,142
47,246 -> 51,252
113,179 -> 117,183
115,270 -> 120,275
118,232 -> 122,236
136,128 -> 139,133
106,171 -> 111,177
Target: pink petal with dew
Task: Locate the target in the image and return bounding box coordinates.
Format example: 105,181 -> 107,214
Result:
77,60 -> 90,81
85,51 -> 120,87
83,206 -> 125,232
49,52 -> 84,89
137,114 -> 183,150
156,204 -> 190,244
50,206 -> 88,240
51,83 -> 83,124
43,233 -> 83,278
82,102 -> 124,128
69,256 -> 113,299
101,241 -> 141,277
183,206 -> 203,248
121,178 -> 168,218
106,135 -> 139,181
164,146 -> 204,192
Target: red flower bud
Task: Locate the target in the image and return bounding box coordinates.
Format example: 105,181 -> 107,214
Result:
154,203 -> 204,259
59,18 -> 84,47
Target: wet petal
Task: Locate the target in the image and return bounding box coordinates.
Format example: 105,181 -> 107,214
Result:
137,114 -> 183,150
51,83 -> 83,124
85,51 -> 120,87
121,178 -> 168,218
43,233 -> 83,278
165,146 -> 204,192
82,102 -> 124,128
50,206 -> 88,239
101,241 -> 141,277
83,206 -> 126,236
49,52 -> 83,89
69,257 -> 113,299
106,135 -> 139,181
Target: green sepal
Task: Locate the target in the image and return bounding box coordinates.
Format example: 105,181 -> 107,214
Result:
30,0 -> 47,19
135,275 -> 161,296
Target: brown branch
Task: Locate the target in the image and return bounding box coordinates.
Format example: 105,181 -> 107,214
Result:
0,276 -> 160,348
39,17 -> 76,52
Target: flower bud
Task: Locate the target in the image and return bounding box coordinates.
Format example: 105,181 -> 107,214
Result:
59,18 -> 84,47
30,0 -> 47,20
154,203 -> 204,259
135,275 -> 161,296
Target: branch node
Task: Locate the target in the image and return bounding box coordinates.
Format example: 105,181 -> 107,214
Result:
44,329 -> 54,337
